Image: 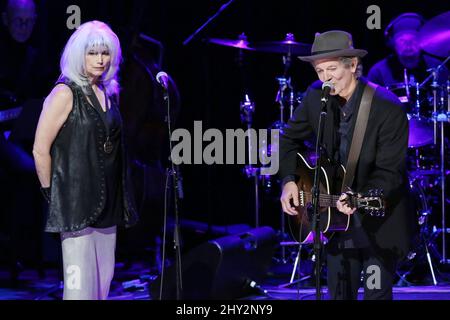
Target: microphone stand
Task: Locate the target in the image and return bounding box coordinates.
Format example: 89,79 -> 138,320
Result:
311,94 -> 328,300
162,84 -> 183,299
182,0 -> 237,46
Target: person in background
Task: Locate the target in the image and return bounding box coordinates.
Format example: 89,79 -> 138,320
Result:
367,13 -> 448,88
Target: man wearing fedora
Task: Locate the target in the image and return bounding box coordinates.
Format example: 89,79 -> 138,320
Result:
279,30 -> 413,300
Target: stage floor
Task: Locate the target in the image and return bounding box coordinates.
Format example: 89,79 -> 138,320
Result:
1,261 -> 450,300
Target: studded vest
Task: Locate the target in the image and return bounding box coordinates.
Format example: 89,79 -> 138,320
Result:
44,80 -> 139,232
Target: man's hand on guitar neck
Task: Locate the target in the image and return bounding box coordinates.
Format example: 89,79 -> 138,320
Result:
280,181 -> 300,215
337,193 -> 357,215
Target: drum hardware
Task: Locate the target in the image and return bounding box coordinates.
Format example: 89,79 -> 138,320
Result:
425,57 -> 450,265
397,180 -> 439,285
434,107 -> 449,265
237,33 -> 310,264
274,76 -> 292,128
430,228 -> 450,264
270,34 -> 308,126
386,68 -> 448,280
240,94 -> 261,228
261,34 -> 308,265
414,79 -> 421,117
406,86 -> 449,267
393,11 -> 450,264
208,32 -> 263,228
403,68 -> 411,103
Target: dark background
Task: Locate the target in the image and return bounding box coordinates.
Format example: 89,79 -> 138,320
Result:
2,0 -> 449,263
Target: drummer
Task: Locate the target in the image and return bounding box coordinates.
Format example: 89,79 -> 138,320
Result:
367,13 -> 448,87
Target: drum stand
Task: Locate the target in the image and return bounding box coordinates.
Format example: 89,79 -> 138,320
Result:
240,94 -> 260,228
431,77 -> 450,265
419,58 -> 450,266
273,52 -> 298,263
273,44 -> 296,128
397,228 -> 438,286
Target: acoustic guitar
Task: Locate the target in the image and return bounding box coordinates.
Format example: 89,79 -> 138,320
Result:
287,152 -> 384,244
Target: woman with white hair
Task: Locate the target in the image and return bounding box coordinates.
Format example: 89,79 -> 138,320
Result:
33,20 -> 138,300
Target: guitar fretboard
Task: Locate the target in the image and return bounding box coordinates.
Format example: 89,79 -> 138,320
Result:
299,191 -> 343,208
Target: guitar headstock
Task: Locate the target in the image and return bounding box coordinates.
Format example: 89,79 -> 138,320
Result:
356,189 -> 385,217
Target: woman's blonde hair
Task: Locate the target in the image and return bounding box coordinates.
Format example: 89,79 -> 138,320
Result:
58,20 -> 122,96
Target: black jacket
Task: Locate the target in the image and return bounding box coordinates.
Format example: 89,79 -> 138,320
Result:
279,77 -> 413,259
45,81 -> 139,232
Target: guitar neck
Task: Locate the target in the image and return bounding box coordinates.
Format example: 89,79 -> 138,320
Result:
300,191 -> 341,208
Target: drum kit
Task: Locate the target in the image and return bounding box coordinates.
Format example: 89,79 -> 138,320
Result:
396,11 -> 450,283
206,11 -> 450,282
207,32 -> 310,247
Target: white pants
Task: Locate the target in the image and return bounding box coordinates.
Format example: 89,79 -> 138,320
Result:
61,226 -> 117,300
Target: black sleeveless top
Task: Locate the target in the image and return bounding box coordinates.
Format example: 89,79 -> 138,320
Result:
45,80 -> 139,232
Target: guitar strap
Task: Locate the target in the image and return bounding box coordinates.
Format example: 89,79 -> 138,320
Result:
341,81 -> 378,192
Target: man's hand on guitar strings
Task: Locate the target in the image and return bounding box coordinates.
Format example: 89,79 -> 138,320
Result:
337,192 -> 357,216
280,181 -> 299,215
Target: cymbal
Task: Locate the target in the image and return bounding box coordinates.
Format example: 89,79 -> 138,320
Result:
208,35 -> 255,51
252,33 -> 312,56
419,11 -> 450,58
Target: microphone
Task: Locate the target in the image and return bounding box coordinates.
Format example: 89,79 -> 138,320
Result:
156,71 -> 169,90
321,80 -> 334,104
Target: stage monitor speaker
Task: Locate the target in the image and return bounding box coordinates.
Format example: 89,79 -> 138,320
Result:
151,226 -> 278,300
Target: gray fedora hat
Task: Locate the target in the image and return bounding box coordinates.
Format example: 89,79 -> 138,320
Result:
298,30 -> 368,62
